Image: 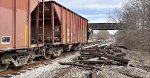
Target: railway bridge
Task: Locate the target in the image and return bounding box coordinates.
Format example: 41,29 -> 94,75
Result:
88,23 -> 124,30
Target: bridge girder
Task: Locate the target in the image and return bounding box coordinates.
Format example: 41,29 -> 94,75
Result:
88,23 -> 123,30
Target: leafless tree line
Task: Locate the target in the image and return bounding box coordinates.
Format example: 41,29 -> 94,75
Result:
122,0 -> 150,30
112,0 -> 150,51
96,30 -> 110,41
89,30 -> 110,41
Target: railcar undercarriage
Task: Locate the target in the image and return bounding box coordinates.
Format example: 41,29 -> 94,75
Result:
0,43 -> 81,71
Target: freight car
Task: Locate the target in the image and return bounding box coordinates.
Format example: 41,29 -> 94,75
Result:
0,0 -> 88,70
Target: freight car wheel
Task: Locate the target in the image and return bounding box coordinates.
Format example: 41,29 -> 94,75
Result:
0,64 -> 9,71
43,47 -> 52,60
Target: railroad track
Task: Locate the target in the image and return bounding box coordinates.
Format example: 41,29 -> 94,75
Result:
0,42 -> 110,77
0,51 -> 77,77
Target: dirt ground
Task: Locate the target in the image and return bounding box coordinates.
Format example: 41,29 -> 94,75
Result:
125,49 -> 150,71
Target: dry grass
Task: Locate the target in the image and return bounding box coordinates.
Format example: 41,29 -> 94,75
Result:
115,30 -> 150,52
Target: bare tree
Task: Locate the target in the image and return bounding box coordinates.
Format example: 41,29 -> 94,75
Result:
111,0 -> 150,51
96,30 -> 110,41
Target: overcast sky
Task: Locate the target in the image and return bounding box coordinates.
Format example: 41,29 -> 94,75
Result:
54,0 -> 123,23
52,0 -> 123,34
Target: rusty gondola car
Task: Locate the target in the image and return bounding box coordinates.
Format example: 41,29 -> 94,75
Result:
0,0 -> 88,70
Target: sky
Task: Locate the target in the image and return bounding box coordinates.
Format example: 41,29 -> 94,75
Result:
49,0 -> 124,34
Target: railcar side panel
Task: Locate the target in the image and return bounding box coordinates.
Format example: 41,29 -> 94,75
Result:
0,0 -> 41,51
81,18 -> 83,43
62,9 -> 67,44
54,4 -> 61,23
77,16 -> 80,42
53,2 -> 88,44
15,0 -> 29,48
70,12 -> 72,43
75,15 -> 78,43
66,10 -> 70,44
85,20 -> 87,43
0,0 -> 14,50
